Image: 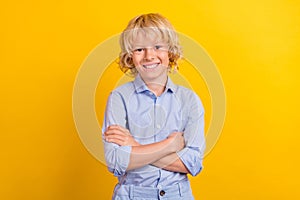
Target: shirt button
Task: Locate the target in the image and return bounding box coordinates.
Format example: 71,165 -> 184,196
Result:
156,124 -> 161,129
159,190 -> 166,196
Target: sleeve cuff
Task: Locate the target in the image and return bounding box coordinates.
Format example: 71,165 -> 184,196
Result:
177,147 -> 203,176
113,145 -> 132,176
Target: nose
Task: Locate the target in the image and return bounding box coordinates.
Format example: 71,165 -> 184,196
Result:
144,48 -> 156,60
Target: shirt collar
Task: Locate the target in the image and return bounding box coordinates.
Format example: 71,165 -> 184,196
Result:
133,74 -> 176,94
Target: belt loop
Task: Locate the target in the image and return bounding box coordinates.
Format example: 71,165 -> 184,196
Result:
129,185 -> 134,199
178,182 -> 183,197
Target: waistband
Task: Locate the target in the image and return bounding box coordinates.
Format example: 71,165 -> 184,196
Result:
114,180 -> 192,199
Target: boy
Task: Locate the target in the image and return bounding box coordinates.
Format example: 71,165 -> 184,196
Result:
103,13 -> 205,200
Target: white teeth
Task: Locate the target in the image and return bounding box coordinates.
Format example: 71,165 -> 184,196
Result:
143,64 -> 158,69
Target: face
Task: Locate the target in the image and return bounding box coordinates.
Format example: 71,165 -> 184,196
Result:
131,32 -> 169,85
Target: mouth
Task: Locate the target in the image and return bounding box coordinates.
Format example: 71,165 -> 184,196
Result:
142,63 -> 160,69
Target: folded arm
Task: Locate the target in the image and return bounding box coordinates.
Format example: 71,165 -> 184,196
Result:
104,125 -> 185,171
151,153 -> 190,173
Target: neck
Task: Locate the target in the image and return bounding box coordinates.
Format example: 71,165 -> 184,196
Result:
147,82 -> 166,96
144,76 -> 168,97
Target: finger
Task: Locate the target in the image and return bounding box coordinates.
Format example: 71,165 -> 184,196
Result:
107,125 -> 123,131
105,137 -> 124,146
105,129 -> 127,136
105,134 -> 126,142
116,126 -> 130,134
107,129 -> 130,137
174,131 -> 183,135
108,125 -> 125,130
108,125 -> 130,135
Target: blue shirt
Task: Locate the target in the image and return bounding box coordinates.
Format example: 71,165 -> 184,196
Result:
102,75 -> 205,187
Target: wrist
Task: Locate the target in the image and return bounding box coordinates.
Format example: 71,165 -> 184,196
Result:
164,137 -> 177,153
133,141 -> 141,146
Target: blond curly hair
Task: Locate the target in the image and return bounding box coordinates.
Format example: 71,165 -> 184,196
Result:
119,13 -> 182,76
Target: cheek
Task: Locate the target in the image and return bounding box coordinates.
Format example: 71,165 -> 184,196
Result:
131,55 -> 141,66
131,59 -> 138,68
162,54 -> 170,65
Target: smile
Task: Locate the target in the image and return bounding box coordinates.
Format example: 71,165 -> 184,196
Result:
142,63 -> 159,69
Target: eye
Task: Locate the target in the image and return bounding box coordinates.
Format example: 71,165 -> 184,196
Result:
134,48 -> 144,52
154,45 -> 163,50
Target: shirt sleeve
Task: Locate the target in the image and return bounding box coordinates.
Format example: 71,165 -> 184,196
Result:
102,91 -> 132,177
177,92 -> 206,176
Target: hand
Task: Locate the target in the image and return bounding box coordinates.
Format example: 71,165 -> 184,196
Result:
104,125 -> 140,146
166,132 -> 185,152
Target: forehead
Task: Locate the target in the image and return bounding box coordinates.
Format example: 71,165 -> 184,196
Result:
129,27 -> 167,47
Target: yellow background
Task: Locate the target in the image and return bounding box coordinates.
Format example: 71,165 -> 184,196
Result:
1,0 -> 300,199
